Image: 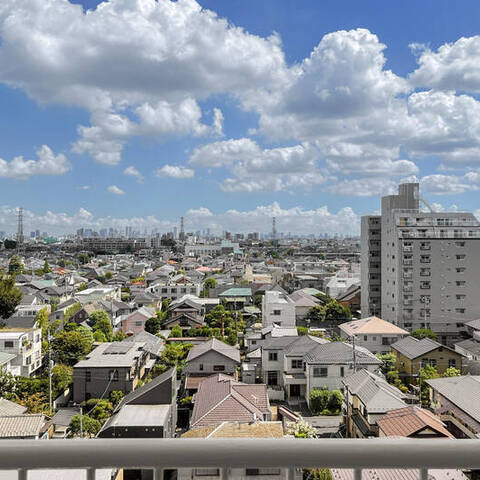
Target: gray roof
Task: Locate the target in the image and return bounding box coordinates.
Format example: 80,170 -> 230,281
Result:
391,336 -> 443,359
304,342 -> 382,365
186,338 -> 240,363
73,341 -> 146,368
0,414 -> 45,438
101,404 -> 170,430
464,319 -> 480,331
283,335 -> 330,356
0,352 -> 16,368
426,375 -> 480,422
123,330 -> 165,357
455,339 -> 480,355
0,398 -> 27,416
1,316 -> 37,329
342,369 -> 407,413
50,408 -> 80,427
261,336 -> 300,350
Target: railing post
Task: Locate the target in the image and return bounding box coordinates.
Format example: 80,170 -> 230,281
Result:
86,467 -> 95,480
354,469 -> 362,480
220,467 -> 228,480
153,468 -> 164,480
420,469 -> 428,480
18,469 -> 27,480
288,466 -> 296,480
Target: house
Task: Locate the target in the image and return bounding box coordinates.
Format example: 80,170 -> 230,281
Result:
288,290 -> 320,321
15,295 -> 47,318
0,319 -> 42,376
342,369 -> 408,438
262,291 -> 296,328
98,367 -> 177,438
131,291 -> 161,309
338,316 -> 409,355
377,406 -> 452,438
0,352 -> 17,375
427,375 -> 480,438
454,338 -> 480,361
149,279 -> 201,300
391,337 -> 463,384
164,296 -> 205,333
69,303 -> 102,325
190,374 -> 271,428
75,286 -> 120,304
179,422 -> 301,480
38,285 -> 70,304
304,342 -> 382,405
218,287 -> 252,310
184,338 -> 240,392
0,398 -> 27,416
0,414 -> 50,439
73,342 -> 149,403
336,284 -> 361,315
245,324 -> 298,351
49,298 -> 79,323
120,307 -> 156,335
123,330 -> 165,359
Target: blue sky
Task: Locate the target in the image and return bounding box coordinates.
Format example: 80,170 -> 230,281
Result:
1,0 -> 480,234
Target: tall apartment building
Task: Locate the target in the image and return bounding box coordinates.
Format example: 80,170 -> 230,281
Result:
361,183 -> 480,345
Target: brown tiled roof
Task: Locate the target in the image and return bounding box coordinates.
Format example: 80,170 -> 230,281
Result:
185,375 -> 211,390
377,406 -> 452,438
190,374 -> 270,427
340,316 -> 408,336
183,421 -> 283,438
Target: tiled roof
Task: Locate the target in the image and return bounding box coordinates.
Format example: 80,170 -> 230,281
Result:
219,288 -> 252,297
186,338 -> 240,363
391,336 -> 443,359
339,316 -> 408,336
0,414 -> 45,438
123,330 -> 165,357
304,342 -> 381,365
426,375 -> 480,422
332,469 -> 468,480
455,339 -> 480,355
283,335 -> 330,356
0,398 -> 27,416
190,374 -> 270,427
343,369 -> 407,413
183,421 -> 284,438
377,406 -> 452,438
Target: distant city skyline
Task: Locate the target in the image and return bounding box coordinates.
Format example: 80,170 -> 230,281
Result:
2,0 -> 480,234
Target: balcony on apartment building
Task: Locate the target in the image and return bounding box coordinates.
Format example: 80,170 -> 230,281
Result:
1,438 -> 480,480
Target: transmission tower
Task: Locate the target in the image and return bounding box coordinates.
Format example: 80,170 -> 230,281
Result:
272,217 -> 277,244
179,216 -> 185,242
16,207 -> 24,253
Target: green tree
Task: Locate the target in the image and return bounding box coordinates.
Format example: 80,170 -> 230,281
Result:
145,315 -> 163,335
202,277 -> 217,297
376,352 -> 397,376
51,328 -> 94,365
286,420 -> 316,438
443,367 -> 461,377
0,368 -> 15,399
327,390 -> 343,413
411,329 -> 437,341
90,311 -> 113,341
306,305 -> 326,323
85,398 -> 113,424
113,331 -> 127,341
324,300 -> 351,323
169,325 -> 183,338
76,253 -> 90,265
51,364 -> 73,397
76,282 -> 88,292
93,330 -> 107,342
35,307 -> 50,339
43,259 -> 52,274
64,302 -> 82,323
309,387 -> 330,415
8,255 -> 23,275
296,326 -> 309,336
419,365 -> 440,406
3,239 -> 16,250
69,414 -> 101,437
109,390 -> 124,407
16,392 -> 49,414
0,273 -> 22,320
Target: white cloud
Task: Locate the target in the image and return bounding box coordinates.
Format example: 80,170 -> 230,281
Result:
190,138 -> 325,192
0,145 -> 70,179
420,172 -> 480,195
410,37 -> 480,92
155,165 -> 195,179
77,185 -> 90,190
107,185 -> 125,195
123,165 -> 143,183
0,0 -> 288,164
328,178 -> 397,197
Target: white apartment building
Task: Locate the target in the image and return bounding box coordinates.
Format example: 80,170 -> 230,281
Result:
262,291 -> 296,328
361,183 -> 480,345
0,328 -> 43,376
149,282 -> 201,300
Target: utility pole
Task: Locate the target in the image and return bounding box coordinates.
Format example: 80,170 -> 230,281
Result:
352,335 -> 357,373
79,406 -> 83,438
48,333 -> 53,415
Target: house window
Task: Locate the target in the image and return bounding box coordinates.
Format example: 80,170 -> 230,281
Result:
313,367 -> 328,377
363,336 -> 368,341
195,469 -> 220,477
429,359 -> 437,367
455,308 -> 466,314
4,341 -> 13,348
251,340 -> 256,345
456,281 -> 466,287
268,352 -> 278,361
246,469 -> 281,476
135,321 -> 142,326
213,365 -> 225,372
109,370 -> 119,381
448,359 -> 457,368
340,367 -> 345,377
199,364 -> 204,371
273,310 -> 281,316
267,371 -> 278,386
291,359 -> 303,369
85,371 -> 91,382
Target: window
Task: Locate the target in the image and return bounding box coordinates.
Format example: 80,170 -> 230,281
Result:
199,364 -> 204,371
251,340 -> 256,345
267,371 -> 278,386
25,356 -> 31,365
135,321 -> 142,326
420,281 -> 431,289
429,359 -> 437,367
455,241 -> 465,247
456,281 -> 466,287
213,365 -> 225,372
420,268 -> 431,277
340,367 -> 345,377
456,294 -> 466,300
268,352 -> 278,361
272,309 -> 281,316
363,335 -> 368,341
456,254 -> 466,260
4,341 -> 13,348
109,370 -> 119,381
162,288 -> 168,293
291,359 -> 303,369
246,469 -> 281,476
195,469 -> 220,477
382,337 -> 392,346
456,267 -> 466,273
85,371 -> 91,382
448,359 -> 457,368
313,367 -> 328,377
455,308 -> 466,314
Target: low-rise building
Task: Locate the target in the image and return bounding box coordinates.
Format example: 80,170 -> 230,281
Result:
262,291 -> 296,328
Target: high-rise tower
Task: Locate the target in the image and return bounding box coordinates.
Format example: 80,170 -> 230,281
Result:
16,207 -> 24,253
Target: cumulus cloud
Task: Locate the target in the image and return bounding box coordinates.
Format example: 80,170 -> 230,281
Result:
190,138 -> 325,192
0,0 -> 288,164
123,165 -> 144,183
107,185 -> 125,195
155,165 -> 195,179
0,145 -> 70,179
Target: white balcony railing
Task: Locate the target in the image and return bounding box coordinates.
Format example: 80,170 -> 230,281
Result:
1,438 -> 480,480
